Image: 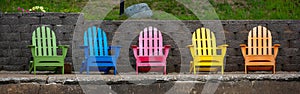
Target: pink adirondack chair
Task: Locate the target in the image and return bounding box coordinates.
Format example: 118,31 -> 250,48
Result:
131,26 -> 171,75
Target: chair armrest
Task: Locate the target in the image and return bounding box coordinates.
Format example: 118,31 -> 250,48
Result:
240,44 -> 247,58
164,45 -> 171,49
109,46 -> 122,49
163,45 -> 171,57
273,44 -> 280,58
131,45 -> 138,49
79,45 -> 88,49
28,45 -> 36,48
58,45 -> 69,57
273,44 -> 280,47
28,45 -> 36,56
217,44 -> 228,56
131,45 -> 138,58
240,44 -> 247,47
217,44 -> 228,49
58,45 -> 69,48
187,45 -> 195,57
186,45 -> 194,48
109,46 -> 122,58
79,45 -> 89,58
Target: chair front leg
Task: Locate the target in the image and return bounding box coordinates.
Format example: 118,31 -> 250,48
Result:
114,66 -> 117,75
189,61 -> 193,73
164,65 -> 167,75
193,64 -> 196,75
245,65 -> 247,74
136,64 -> 138,75
34,63 -> 36,75
273,65 -> 276,74
86,59 -> 90,75
221,65 -> 224,75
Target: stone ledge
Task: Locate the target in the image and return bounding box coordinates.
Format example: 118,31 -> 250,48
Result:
0,71 -> 300,94
0,71 -> 299,85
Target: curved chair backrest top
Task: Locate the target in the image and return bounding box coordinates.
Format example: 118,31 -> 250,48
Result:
247,26 -> 272,55
138,26 -> 164,56
32,26 -> 57,56
84,26 -> 109,56
192,28 -> 217,56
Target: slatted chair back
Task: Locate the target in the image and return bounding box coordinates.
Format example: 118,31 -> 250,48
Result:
247,26 -> 272,55
32,26 -> 57,56
84,26 -> 109,56
192,28 -> 217,56
138,26 -> 164,56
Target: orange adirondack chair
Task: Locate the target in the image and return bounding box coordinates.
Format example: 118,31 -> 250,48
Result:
240,26 -> 280,74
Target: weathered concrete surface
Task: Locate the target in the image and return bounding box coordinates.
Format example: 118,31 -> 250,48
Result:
0,71 -> 300,94
0,84 -> 83,94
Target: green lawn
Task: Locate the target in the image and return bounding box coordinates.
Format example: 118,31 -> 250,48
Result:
0,0 -> 299,20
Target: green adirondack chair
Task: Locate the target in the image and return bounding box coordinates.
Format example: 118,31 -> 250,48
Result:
28,26 -> 69,75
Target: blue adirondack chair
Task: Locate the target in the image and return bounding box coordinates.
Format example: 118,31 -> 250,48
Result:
79,26 -> 121,75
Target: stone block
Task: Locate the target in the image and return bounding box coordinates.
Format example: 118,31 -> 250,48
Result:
278,40 -> 289,48
10,24 -> 31,33
54,25 -> 75,33
63,14 -> 80,25
0,16 -> 18,25
53,30 -> 63,40
288,23 -> 300,32
2,65 -> 25,71
0,25 -> 10,33
0,57 -> 10,65
268,24 -> 289,33
282,64 -> 300,71
282,30 -> 299,40
227,40 -> 244,48
279,48 -> 298,56
224,30 -> 235,40
224,64 -> 239,72
0,41 -> 9,49
290,39 -> 300,48
226,56 -> 244,64
63,33 -> 73,41
18,17 -> 40,25
21,48 -> 32,57
235,48 -> 242,56
0,33 -> 20,41
291,56 -> 300,64
235,30 -> 249,40
99,24 -> 118,33
31,25 -> 53,31
246,24 -> 267,31
9,41 -> 30,49
41,17 -> 62,25
226,48 -> 237,56
276,56 -> 291,64
9,49 -> 23,57
223,24 -> 246,33
0,49 -> 7,57
20,32 -> 32,40
9,57 -> 28,65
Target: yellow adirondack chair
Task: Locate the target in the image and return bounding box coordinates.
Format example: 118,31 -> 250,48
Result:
187,28 -> 228,74
240,26 -> 280,74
